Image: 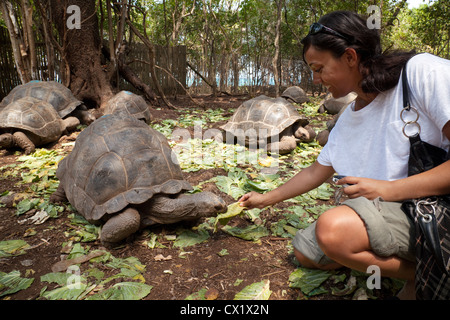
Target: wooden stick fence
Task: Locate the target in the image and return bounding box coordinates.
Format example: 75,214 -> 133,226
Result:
0,26 -> 187,100
0,27 -> 22,99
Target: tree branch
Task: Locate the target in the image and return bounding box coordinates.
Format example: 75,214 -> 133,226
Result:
125,17 -> 176,109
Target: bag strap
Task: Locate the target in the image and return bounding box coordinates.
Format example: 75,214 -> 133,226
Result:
401,60 -> 421,137
402,53 -> 425,112
402,64 -> 411,111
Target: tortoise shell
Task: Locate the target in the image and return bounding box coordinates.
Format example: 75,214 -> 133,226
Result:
0,81 -> 83,118
281,86 -> 310,104
104,91 -> 152,124
55,113 -> 192,222
0,96 -> 64,145
221,95 -> 308,142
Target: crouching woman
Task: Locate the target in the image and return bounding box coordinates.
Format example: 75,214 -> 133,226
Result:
239,10 -> 450,299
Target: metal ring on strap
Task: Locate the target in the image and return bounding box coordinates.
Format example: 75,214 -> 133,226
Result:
402,121 -> 421,138
416,199 -> 436,224
400,106 -> 419,123
401,106 -> 421,138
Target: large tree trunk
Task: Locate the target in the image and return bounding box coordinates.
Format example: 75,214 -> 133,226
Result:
50,0 -> 113,108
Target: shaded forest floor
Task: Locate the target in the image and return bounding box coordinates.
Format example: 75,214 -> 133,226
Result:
0,94 -> 404,302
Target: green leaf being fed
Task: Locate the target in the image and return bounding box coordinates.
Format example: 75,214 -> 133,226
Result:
213,202 -> 245,232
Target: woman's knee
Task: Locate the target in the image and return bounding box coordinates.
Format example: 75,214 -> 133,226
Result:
315,208 -> 341,255
315,206 -> 368,259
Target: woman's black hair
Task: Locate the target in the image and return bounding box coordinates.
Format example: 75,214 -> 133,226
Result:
301,10 -> 416,93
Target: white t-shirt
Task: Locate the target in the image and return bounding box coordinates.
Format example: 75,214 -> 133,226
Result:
317,53 -> 450,181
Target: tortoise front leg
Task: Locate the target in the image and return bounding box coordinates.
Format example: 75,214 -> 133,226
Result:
13,131 -> 35,154
100,208 -> 141,245
49,183 -> 68,203
267,135 -> 297,154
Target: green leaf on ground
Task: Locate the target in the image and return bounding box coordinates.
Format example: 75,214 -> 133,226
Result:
15,198 -> 40,215
185,288 -> 208,300
86,282 -> 153,300
289,267 -> 332,295
0,240 -> 29,257
221,225 -> 269,241
173,229 -> 210,248
40,272 -> 89,300
234,280 -> 271,300
0,270 -> 34,297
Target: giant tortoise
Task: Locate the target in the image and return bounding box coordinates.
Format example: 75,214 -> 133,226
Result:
318,92 -> 357,115
220,95 -> 316,154
281,86 -> 310,104
50,113 -> 227,245
316,92 -> 357,146
0,97 -> 75,154
0,80 -> 95,128
104,91 -> 151,124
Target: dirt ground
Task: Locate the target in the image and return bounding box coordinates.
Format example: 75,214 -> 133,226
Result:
0,94 -> 400,301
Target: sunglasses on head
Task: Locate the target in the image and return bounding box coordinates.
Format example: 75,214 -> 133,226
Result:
302,22 -> 353,44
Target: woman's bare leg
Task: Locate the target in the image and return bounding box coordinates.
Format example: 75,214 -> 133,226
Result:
293,248 -> 342,270
293,205 -> 416,299
314,205 -> 415,280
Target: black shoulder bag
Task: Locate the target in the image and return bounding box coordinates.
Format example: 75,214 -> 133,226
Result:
400,62 -> 450,300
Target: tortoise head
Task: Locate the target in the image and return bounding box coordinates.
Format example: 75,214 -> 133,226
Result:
187,191 -> 227,215
0,133 -> 14,148
81,111 -> 96,125
293,124 -> 316,142
72,108 -> 96,125
139,192 -> 227,226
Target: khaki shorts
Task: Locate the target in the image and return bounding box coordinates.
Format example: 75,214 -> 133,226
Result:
292,197 -> 416,266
